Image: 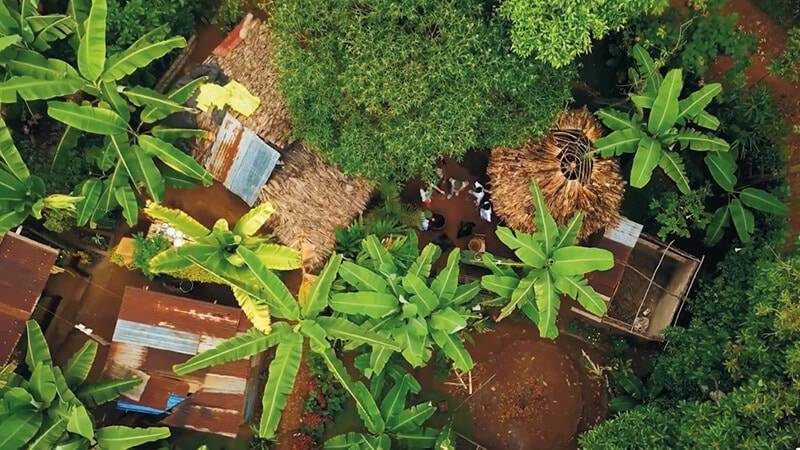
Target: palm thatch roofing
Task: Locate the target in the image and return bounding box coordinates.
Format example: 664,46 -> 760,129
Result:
260,143 -> 372,269
192,15 -> 373,269
488,108 -> 624,239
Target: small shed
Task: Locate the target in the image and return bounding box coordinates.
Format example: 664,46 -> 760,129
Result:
574,217 -> 704,341
202,113 -> 281,206
192,16 -> 373,269
0,232 -> 58,364
103,287 -> 263,438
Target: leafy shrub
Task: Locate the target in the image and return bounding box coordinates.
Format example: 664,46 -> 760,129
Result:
753,0 -> 800,28
498,0 -> 666,67
213,0 -> 246,32
624,3 -> 755,83
582,379 -> 800,449
42,208 -> 77,233
132,233 -> 170,279
106,0 -> 213,84
715,83 -> 788,178
272,0 -> 573,183
648,184 -> 712,240
769,27 -> 800,82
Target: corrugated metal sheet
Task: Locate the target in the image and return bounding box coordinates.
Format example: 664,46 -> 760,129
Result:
0,232 -> 58,364
113,320 -> 199,355
104,287 -> 258,438
203,113 -> 281,206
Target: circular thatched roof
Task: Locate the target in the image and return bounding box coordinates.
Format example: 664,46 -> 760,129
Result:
488,108 -> 624,240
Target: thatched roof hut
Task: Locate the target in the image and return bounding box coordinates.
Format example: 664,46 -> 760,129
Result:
192,15 -> 373,269
260,143 -> 372,269
488,108 -> 624,239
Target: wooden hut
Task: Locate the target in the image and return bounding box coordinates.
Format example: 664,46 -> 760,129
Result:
488,108 -> 625,239
192,15 -> 373,269
577,217 -> 704,341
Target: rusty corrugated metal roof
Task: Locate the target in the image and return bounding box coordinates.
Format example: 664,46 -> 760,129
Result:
202,113 -> 281,206
0,232 -> 58,364
104,287 -> 258,438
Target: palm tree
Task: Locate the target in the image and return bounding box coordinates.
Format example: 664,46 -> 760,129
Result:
170,253 -> 401,440
325,365 -> 455,449
144,201 -> 302,333
480,180 -> 614,338
0,119 -> 81,232
1,320 -> 170,449
329,236 -> 481,375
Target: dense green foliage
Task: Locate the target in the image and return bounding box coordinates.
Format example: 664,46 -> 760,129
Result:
622,1 -> 755,83
647,183 -> 712,240
769,27 -> 800,82
213,0 -> 245,32
131,232 -> 170,278
499,0 -> 665,67
0,0 -> 213,232
271,0 -> 573,182
1,321 -> 170,449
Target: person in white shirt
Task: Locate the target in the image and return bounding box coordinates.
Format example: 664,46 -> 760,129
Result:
469,181 -> 489,206
479,200 -> 492,222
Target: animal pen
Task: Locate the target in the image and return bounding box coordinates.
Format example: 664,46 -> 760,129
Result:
578,218 -> 704,341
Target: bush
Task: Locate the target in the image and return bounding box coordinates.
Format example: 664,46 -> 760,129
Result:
272,0 -> 574,183
769,27 -> 800,82
213,0 -> 246,32
498,0 -> 666,67
647,184 -> 712,240
715,83 -> 788,178
624,3 -> 755,83
105,0 -> 213,85
131,233 -> 171,279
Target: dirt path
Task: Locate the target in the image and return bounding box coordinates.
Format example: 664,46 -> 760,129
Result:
712,0 -> 800,240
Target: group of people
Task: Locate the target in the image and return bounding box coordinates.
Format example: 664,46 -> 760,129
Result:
418,167 -> 493,234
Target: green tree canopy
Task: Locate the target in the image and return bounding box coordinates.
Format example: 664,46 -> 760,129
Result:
498,0 -> 666,68
271,0 -> 574,182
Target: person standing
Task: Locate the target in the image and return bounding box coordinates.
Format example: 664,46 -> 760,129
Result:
448,178 -> 469,199
469,181 -> 489,206
479,200 -> 492,222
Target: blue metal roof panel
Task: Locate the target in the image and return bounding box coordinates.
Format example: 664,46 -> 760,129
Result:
112,319 -> 199,355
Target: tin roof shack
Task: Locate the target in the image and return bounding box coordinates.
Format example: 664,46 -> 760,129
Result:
201,113 -> 281,206
575,217 -> 704,341
103,287 -> 264,438
0,232 -> 58,364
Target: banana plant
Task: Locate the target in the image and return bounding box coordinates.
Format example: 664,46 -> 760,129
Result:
325,366 -> 455,449
0,0 -> 211,227
171,253 -> 399,440
0,320 -> 170,450
0,118 -> 82,232
480,180 -> 614,339
703,150 -> 787,245
0,0 -> 76,56
593,45 -> 732,194
331,236 -> 482,375
144,202 -> 302,333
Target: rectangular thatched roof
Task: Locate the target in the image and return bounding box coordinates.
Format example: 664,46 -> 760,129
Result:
193,15 -> 373,269
260,142 -> 373,269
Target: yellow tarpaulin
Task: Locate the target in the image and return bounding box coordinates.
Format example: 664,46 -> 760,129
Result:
196,81 -> 260,116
